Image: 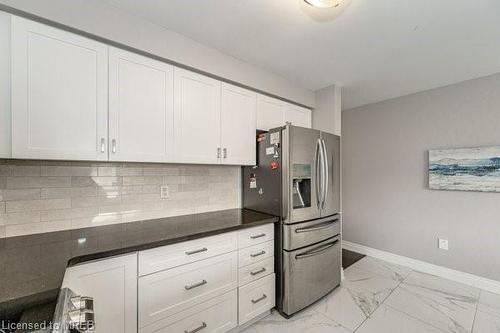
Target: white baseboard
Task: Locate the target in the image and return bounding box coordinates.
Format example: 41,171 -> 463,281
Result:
343,240 -> 500,295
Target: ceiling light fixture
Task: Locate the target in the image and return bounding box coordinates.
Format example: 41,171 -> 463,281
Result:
304,0 -> 343,8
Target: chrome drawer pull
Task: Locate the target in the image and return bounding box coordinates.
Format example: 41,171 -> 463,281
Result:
250,233 -> 266,239
185,247 -> 208,255
250,250 -> 266,258
184,322 -> 207,333
251,294 -> 267,304
250,267 -> 266,276
185,279 -> 207,290
295,239 -> 339,260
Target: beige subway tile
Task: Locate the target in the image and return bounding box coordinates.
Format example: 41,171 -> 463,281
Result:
0,189 -> 41,201
120,167 -> 143,176
2,212 -> 41,225
180,166 -> 209,176
121,194 -> 159,204
142,185 -> 160,194
120,185 -> 143,195
0,213 -> 5,225
123,176 -> 161,186
0,202 -> 5,213
72,176 -> 121,187
41,165 -> 97,177
6,199 -> 71,213
0,225 -> 5,238
41,187 -> 97,199
71,197 -> 99,208
40,207 -> 98,222
10,165 -> 41,176
0,165 -> 13,176
143,167 -> 179,176
179,183 -> 207,192
97,167 -> 119,176
0,177 -> 6,189
163,176 -> 185,185
71,214 -> 121,229
6,177 -> 71,189
98,186 -> 122,197
184,176 -> 209,184
6,220 -> 72,237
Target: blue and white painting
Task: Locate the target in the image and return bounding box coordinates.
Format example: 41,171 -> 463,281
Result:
429,146 -> 500,192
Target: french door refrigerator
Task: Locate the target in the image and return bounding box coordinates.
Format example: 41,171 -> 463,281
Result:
242,124 -> 341,317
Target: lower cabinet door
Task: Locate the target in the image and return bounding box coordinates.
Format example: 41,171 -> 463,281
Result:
238,274 -> 276,326
61,254 -> 138,333
139,290 -> 238,333
138,252 -> 238,327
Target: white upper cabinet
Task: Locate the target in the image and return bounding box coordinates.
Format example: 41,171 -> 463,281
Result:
174,68 -> 221,164
0,12 -> 11,158
256,95 -> 287,131
220,83 -> 257,165
62,254 -> 138,333
109,48 -> 174,163
284,104 -> 312,128
11,17 -> 108,160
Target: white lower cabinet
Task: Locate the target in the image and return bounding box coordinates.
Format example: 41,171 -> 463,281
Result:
139,290 -> 238,333
61,254 -> 138,333
238,274 -> 276,326
138,252 -> 238,328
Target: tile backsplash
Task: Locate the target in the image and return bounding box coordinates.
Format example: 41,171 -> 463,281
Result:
0,160 -> 241,238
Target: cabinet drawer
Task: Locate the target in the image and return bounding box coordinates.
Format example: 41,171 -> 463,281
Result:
238,240 -> 274,268
238,273 -> 275,325
138,252 -> 238,327
139,232 -> 237,276
139,290 -> 238,333
238,257 -> 274,287
238,224 -> 274,249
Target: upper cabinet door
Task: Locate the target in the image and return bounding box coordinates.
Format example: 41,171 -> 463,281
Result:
221,83 -> 257,165
109,48 -> 174,163
174,68 -> 221,164
11,17 -> 108,161
257,95 -> 286,131
284,104 -> 312,128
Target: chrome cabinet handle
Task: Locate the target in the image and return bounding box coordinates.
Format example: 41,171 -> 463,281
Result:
250,250 -> 266,258
251,294 -> 267,304
184,322 -> 207,333
100,138 -> 105,153
185,279 -> 207,290
112,139 -> 117,154
319,138 -> 326,208
250,267 -> 266,276
217,147 -> 221,158
250,233 -> 266,239
185,247 -> 208,255
223,148 -> 227,158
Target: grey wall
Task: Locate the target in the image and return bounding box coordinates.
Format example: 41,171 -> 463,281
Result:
0,0 -> 314,107
342,73 -> 500,281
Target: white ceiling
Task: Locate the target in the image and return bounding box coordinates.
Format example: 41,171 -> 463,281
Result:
105,0 -> 500,109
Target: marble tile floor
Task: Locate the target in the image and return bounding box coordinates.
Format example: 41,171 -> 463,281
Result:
245,255 -> 500,333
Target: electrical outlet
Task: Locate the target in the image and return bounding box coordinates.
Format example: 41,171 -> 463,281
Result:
160,185 -> 169,199
438,238 -> 449,250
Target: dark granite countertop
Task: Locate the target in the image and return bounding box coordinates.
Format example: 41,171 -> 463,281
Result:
0,208 -> 278,324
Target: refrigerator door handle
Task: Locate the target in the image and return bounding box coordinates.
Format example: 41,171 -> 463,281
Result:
315,138 -> 322,208
321,139 -> 329,209
318,138 -> 326,208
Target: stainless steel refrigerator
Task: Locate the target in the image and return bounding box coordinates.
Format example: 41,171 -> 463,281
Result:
242,124 -> 341,317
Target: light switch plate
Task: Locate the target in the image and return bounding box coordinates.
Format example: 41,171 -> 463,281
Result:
438,238 -> 449,250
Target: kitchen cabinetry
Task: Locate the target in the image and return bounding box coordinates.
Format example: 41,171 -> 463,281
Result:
257,95 -> 287,131
61,254 -> 137,333
174,68 -> 222,164
108,47 -> 174,163
220,83 -> 257,165
11,16 -> 108,161
8,14 -> 309,165
285,104 -> 312,128
257,94 -> 312,130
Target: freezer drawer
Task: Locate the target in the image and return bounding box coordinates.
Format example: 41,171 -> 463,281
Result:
283,215 -> 340,251
282,236 -> 341,316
